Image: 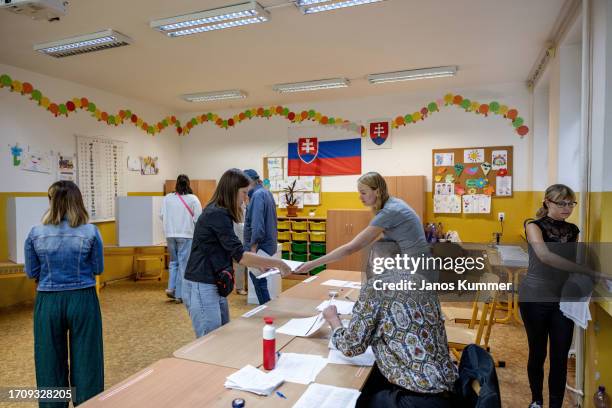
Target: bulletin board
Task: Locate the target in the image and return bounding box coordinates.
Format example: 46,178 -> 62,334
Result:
262,157 -> 321,207
431,145 -> 513,197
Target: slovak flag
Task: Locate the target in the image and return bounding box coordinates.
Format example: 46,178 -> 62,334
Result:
288,126 -> 361,176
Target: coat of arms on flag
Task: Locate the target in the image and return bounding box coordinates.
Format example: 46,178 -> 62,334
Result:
366,119 -> 392,150
288,126 -> 361,176
297,137 -> 318,164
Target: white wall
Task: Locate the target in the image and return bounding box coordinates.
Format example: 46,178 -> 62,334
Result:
0,63 -> 181,193
179,82 -> 536,192
532,85 -> 550,191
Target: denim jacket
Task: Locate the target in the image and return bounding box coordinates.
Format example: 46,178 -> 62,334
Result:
24,221 -> 104,291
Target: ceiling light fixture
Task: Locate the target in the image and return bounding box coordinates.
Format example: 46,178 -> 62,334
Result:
150,1 -> 269,37
181,90 -> 247,102
272,78 -> 349,93
33,29 -> 132,58
367,66 -> 458,84
296,0 -> 386,14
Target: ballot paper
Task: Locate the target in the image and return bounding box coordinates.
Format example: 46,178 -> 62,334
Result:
241,305 -> 267,318
276,314 -> 326,337
224,364 -> 284,396
321,279 -> 362,289
292,383 -> 361,408
271,353 -> 327,385
316,299 -> 355,315
256,269 -> 281,279
327,339 -> 375,366
254,251 -> 304,279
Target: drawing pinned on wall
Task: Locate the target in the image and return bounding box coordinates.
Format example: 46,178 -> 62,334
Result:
140,156 -> 159,175
465,166 -> 479,175
462,194 -> 491,214
463,148 -> 485,163
10,144 -> 23,167
496,176 -> 512,196
454,163 -> 464,177
127,156 -> 141,172
434,152 -> 454,167
491,150 -> 508,170
57,154 -> 75,181
434,194 -> 461,213
21,149 -> 52,174
444,174 -> 455,183
480,162 -> 492,176
434,183 -> 454,196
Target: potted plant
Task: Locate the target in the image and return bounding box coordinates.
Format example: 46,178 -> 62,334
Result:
283,180 -> 300,217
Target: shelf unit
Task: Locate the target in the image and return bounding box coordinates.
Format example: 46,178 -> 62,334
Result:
277,216 -> 327,275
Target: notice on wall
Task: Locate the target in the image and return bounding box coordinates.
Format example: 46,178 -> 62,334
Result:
57,154 -> 75,181
462,194 -> 491,214
496,176 -> 512,196
434,195 -> 461,213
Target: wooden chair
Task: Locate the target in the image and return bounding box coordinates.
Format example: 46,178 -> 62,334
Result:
445,272 -> 499,357
133,253 -> 165,281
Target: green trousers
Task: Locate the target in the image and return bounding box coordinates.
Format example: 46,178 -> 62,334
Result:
34,287 -> 104,407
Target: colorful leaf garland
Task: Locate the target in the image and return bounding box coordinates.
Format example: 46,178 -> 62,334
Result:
0,73 -> 529,137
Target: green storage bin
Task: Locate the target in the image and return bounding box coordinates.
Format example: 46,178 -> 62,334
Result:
309,253 -> 322,261
292,242 -> 308,253
281,251 -> 291,260
311,265 -> 326,275
309,242 -> 326,255
291,253 -> 308,262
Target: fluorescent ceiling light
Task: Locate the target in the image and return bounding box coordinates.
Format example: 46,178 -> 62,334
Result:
33,29 -> 132,58
150,1 -> 269,37
182,90 -> 247,102
367,66 -> 458,84
272,78 -> 349,93
297,0 -> 386,14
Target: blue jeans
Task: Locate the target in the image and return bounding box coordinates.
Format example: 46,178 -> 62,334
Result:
188,282 -> 230,338
166,238 -> 192,305
249,271 -> 271,304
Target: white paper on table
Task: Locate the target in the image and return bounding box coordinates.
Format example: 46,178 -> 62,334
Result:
321,279 -> 361,288
327,348 -> 375,367
316,299 -> 355,315
292,383 -> 361,408
303,275 -> 318,283
224,364 -> 284,396
242,305 -> 267,318
271,353 -> 327,385
276,314 -> 325,337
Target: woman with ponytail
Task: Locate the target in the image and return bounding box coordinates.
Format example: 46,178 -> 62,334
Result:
519,184 -> 594,408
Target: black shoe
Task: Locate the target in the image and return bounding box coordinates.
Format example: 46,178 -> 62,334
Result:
165,289 -> 176,299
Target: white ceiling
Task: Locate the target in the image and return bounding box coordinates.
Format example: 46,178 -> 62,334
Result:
0,0 -> 565,112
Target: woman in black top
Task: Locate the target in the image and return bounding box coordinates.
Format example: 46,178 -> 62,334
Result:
184,169 -> 291,337
519,184 -> 594,408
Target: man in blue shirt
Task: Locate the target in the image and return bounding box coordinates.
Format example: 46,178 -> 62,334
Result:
243,169 -> 278,304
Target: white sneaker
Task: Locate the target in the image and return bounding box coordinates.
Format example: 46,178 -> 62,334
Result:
529,402 -> 543,408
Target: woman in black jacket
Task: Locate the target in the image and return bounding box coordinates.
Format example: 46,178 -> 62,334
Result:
185,168 -> 291,337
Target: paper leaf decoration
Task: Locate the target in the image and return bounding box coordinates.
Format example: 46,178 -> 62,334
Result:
466,166 -> 479,175
466,179 -> 479,188
483,186 -> 495,195
475,178 -> 488,188
481,162 -> 491,176
435,175 -> 443,182
455,184 -> 466,195
454,163 -> 464,177
497,168 -> 508,176
444,174 -> 455,183
436,167 -> 447,175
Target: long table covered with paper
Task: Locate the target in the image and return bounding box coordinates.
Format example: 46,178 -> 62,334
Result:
81,269 -> 370,408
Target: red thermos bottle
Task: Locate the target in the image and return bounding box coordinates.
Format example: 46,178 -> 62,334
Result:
263,317 -> 276,370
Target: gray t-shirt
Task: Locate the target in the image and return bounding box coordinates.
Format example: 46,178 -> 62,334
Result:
370,197 -> 428,253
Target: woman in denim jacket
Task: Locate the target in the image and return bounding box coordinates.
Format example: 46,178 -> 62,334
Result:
25,181 -> 104,407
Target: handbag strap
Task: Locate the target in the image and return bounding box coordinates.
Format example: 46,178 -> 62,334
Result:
176,193 -> 195,218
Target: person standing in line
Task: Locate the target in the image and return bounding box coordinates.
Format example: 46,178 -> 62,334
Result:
24,181 -> 105,407
160,174 -> 202,306
184,168 -> 291,337
243,169 -> 278,304
233,202 -> 248,295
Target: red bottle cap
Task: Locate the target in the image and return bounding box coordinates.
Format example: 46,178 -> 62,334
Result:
264,317 -> 274,324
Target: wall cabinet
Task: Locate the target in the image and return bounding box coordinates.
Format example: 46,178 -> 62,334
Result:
164,179 -> 216,209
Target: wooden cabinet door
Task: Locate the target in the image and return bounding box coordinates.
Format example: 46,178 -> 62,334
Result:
383,176 -> 397,196
163,179 -> 216,208
396,176 -> 425,221
326,209 -> 372,272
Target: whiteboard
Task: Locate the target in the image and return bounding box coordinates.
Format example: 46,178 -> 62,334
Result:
76,136 -> 126,222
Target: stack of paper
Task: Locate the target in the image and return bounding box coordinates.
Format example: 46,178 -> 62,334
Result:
271,353 -> 327,384
293,383 -> 361,408
276,314 -> 326,337
224,365 -> 284,396
321,279 -> 362,289
496,245 -> 529,267
327,338 -> 375,366
316,299 -> 355,315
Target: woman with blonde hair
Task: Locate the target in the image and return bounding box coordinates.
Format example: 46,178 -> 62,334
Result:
296,172 -> 456,407
519,184 -> 593,408
25,180 -> 104,407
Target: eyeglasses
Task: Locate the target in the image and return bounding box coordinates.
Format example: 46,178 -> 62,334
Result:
549,200 -> 577,208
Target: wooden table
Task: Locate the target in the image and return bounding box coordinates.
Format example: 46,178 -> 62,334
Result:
279,269 -> 362,300
80,358 -> 307,408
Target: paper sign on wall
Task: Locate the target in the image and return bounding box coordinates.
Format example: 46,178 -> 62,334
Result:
463,194 -> 491,214
491,150 -> 508,170
434,195 -> 461,213
434,152 -> 454,166
434,183 -> 454,196
464,148 -> 485,163
57,154 -> 75,181
22,149 -> 52,173
496,176 -> 512,196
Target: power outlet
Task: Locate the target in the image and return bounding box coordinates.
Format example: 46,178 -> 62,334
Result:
498,212 -> 505,222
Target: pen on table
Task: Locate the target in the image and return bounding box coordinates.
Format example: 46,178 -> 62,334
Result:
276,391 -> 287,399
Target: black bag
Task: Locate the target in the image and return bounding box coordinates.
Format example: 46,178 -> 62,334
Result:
215,268 -> 234,297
